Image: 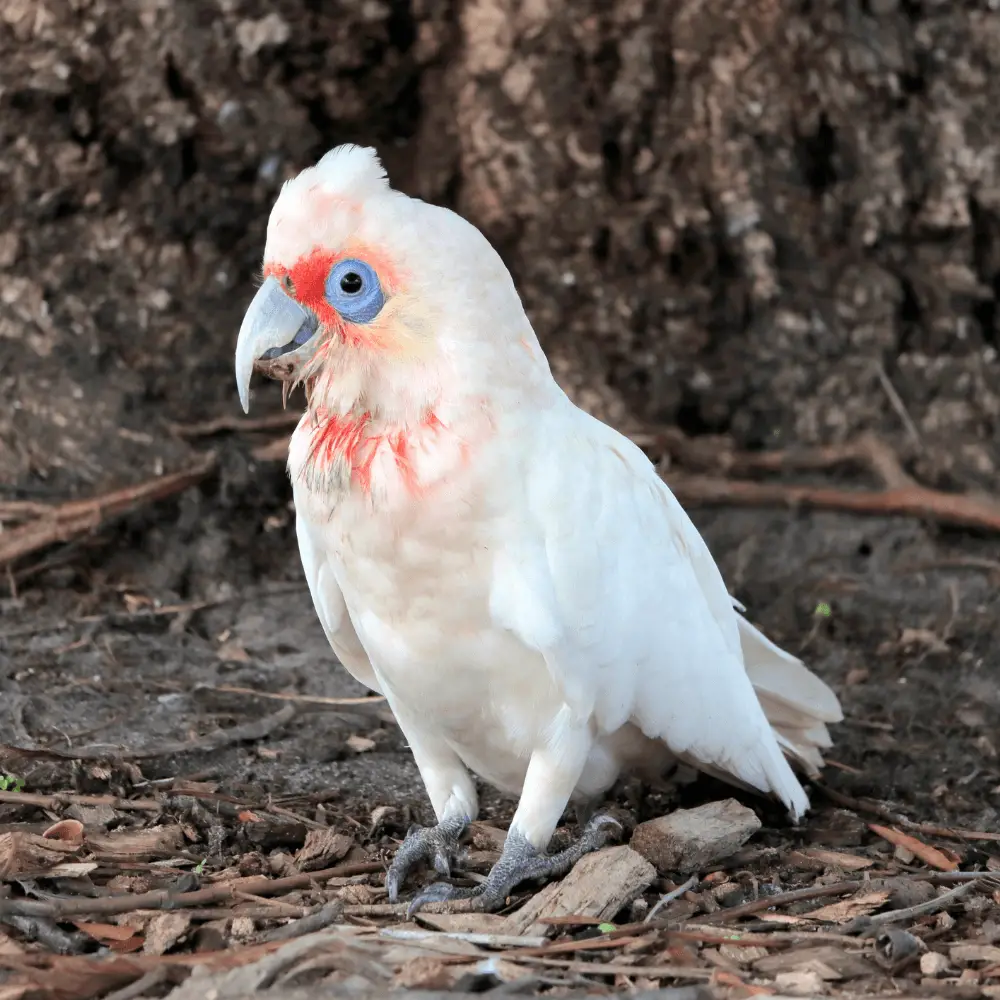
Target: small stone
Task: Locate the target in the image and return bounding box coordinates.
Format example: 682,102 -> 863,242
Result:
235,13 -> 290,56
888,879 -> 937,909
920,951 -> 951,977
773,969 -> 829,996
630,799 -> 762,873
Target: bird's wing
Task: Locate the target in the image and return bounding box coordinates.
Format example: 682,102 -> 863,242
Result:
489,402 -> 808,817
295,508 -> 382,694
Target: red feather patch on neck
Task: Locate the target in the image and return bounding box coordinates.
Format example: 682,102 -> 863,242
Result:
306,407 -> 444,497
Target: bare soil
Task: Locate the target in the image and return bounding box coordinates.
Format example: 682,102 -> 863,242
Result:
1,1 -> 999,997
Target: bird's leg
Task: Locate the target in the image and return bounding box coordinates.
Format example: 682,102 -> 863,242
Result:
383,711 -> 479,903
408,730 -> 620,914
408,813 -> 619,914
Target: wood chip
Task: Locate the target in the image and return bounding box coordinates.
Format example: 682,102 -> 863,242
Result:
503,845 -> 655,936
416,912 -> 511,935
294,829 -> 354,871
804,890 -> 890,923
630,799 -> 761,873
950,943 -> 1000,964
86,824 -> 186,859
0,831 -> 80,877
773,968 -> 829,994
753,945 -> 874,980
788,848 -> 874,871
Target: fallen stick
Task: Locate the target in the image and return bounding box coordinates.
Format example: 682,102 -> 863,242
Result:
203,685 -> 386,709
0,859 -> 384,919
698,880 -> 865,923
668,473 -> 1000,533
0,791 -> 161,812
643,430 -> 1000,532
0,452 -> 217,565
169,411 -> 300,438
840,876 -> 993,936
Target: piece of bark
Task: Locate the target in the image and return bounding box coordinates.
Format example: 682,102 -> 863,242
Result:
503,845 -> 655,936
630,799 -> 761,874
753,945 -> 874,980
0,831 -> 81,878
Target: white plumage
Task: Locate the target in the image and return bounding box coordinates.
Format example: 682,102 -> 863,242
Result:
237,144 -> 843,903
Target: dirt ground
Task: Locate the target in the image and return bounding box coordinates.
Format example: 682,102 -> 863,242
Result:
1,0 -> 999,997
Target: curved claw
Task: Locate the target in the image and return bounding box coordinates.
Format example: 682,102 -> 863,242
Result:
385,815 -> 469,903
406,880 -> 480,917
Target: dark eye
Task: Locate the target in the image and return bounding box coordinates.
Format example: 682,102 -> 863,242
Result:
340,271 -> 363,294
325,258 -> 385,324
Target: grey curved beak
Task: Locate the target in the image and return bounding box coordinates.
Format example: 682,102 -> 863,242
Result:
235,275 -> 316,413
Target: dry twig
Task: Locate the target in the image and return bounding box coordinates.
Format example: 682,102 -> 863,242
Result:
641,431 -> 1000,532
169,412 -> 300,438
841,877 -> 991,936
0,859 -> 383,919
0,453 -> 217,566
203,685 -> 386,709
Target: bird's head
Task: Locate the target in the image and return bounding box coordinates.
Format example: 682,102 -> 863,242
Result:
235,144 -> 550,423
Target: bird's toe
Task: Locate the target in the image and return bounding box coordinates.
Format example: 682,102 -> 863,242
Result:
385,815 -> 469,903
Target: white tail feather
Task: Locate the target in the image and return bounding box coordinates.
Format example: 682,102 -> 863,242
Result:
738,613 -> 843,777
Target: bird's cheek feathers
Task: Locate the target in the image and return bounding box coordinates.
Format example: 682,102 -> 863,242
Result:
264,245 -> 406,352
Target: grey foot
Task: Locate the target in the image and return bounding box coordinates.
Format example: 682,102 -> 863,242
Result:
408,813 -> 620,915
386,814 -> 469,903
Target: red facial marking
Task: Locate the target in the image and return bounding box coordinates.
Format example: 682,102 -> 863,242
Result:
306,408 -> 445,498
264,243 -> 403,351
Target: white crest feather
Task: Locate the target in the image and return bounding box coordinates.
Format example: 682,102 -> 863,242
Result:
265,144 -> 394,267
286,144 -> 390,202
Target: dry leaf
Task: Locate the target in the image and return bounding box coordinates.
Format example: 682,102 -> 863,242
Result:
346,734 -> 376,752
868,824 -> 959,871
805,890 -> 890,923
238,810 -> 262,822
792,848 -> 873,871
109,935 -> 145,953
73,921 -> 141,943
42,819 -> 85,844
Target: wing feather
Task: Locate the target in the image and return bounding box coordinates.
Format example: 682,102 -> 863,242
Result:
295,509 -> 382,694
494,403 -> 810,817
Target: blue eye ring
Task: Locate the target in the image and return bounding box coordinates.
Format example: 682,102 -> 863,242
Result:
324,258 -> 385,324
